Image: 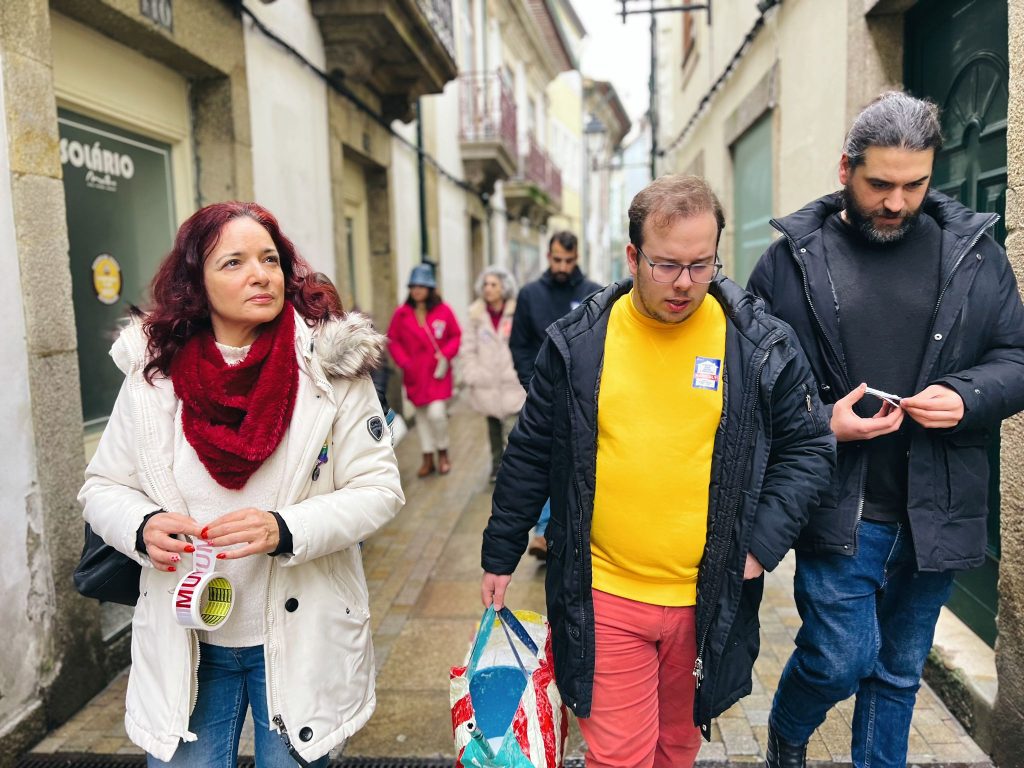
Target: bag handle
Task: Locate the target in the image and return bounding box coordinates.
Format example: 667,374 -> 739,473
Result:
467,606 -> 539,677
420,316 -> 444,357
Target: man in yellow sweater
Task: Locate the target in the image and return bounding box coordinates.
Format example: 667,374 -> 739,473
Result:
482,175 -> 835,767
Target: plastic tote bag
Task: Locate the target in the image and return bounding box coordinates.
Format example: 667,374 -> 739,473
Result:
450,606 -> 568,767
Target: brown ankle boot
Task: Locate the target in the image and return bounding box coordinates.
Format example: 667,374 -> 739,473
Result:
417,453 -> 436,477
437,449 -> 451,475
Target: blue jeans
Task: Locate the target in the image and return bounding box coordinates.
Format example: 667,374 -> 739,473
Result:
771,521 -> 954,768
534,498 -> 551,536
148,643 -> 329,768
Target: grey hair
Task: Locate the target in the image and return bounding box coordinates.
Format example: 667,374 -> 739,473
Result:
844,91 -> 943,169
474,265 -> 518,301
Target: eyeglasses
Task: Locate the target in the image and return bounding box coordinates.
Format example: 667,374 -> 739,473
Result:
636,245 -> 722,284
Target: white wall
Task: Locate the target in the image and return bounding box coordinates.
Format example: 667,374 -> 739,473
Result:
0,53 -> 48,735
390,121 -> 421,306
433,81 -> 472,321
243,1 -> 334,277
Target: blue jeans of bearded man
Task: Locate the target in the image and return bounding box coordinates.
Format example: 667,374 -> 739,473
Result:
770,521 -> 955,768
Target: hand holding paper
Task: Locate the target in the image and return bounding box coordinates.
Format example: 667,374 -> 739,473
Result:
901,384 -> 965,429
831,383 -> 905,442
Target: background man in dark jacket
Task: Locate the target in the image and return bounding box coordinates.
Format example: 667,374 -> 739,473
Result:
747,91 -> 1024,768
483,176 -> 835,767
509,230 -> 601,558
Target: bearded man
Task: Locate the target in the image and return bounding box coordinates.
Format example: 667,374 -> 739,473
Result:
747,91 -> 1024,768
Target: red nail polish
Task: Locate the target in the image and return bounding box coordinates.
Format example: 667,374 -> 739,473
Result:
216,553 -> 226,559
168,566 -> 176,572
184,545 -> 195,553
200,527 -> 209,538
171,554 -> 181,563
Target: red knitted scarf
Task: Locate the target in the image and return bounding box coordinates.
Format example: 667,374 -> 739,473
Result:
171,305 -> 298,489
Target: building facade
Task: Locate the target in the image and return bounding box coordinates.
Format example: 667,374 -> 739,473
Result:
0,0 -> 595,757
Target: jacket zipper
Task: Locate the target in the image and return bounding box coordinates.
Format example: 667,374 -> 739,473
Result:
777,232 -> 849,392
272,714 -> 311,767
928,252 -> 967,336
265,560 -> 281,718
779,232 -> 870,548
566,380 -> 588,661
693,335 -> 782,686
189,631 -> 200,716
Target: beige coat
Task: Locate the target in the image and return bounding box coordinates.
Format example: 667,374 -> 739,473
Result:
461,299 -> 526,419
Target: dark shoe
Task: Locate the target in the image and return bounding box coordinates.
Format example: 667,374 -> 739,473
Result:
437,449 -> 451,475
765,723 -> 807,768
417,453 -> 436,478
527,534 -> 548,561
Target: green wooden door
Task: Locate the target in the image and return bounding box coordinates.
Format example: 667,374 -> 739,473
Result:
731,114 -> 773,286
905,0 -> 1008,647
59,109 -> 177,427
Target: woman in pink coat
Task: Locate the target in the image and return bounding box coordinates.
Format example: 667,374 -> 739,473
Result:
387,263 -> 461,477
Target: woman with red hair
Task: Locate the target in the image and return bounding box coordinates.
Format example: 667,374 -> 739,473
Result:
79,202 -> 404,767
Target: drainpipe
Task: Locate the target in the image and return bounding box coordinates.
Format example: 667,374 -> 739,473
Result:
417,98 -> 429,263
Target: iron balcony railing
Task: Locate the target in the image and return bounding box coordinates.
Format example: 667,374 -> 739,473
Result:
458,72 -> 518,162
521,131 -> 562,205
416,0 -> 456,62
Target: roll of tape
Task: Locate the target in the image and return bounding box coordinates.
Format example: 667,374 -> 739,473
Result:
173,540 -> 234,630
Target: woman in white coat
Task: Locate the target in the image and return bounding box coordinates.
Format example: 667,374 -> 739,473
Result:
460,266 -> 526,482
79,202 -> 404,767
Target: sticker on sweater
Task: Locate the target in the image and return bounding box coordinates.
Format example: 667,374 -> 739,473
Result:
367,415 -> 384,442
693,357 -> 722,390
431,319 -> 446,338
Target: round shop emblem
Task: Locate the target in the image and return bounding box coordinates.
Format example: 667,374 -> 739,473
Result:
91,254 -> 122,305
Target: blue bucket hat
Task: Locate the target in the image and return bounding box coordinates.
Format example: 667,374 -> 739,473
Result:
408,263 -> 437,288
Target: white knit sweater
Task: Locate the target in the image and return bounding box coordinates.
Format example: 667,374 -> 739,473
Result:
172,342 -> 288,647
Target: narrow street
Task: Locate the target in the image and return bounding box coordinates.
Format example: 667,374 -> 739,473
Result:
27,399 -> 990,766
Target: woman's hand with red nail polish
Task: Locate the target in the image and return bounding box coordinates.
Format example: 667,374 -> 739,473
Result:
201,508 -> 280,561
142,512 -> 202,571
184,544 -> 195,553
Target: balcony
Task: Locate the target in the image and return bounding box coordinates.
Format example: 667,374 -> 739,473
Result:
504,132 -> 563,226
459,73 -> 518,192
312,0 -> 458,122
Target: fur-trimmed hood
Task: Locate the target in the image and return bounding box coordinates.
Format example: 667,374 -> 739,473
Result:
303,312 -> 386,381
110,309 -> 387,382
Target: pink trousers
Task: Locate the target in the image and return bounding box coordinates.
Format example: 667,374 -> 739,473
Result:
576,589 -> 702,768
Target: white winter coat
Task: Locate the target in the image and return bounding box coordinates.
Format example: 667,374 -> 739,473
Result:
78,310 -> 404,763
460,299 -> 526,419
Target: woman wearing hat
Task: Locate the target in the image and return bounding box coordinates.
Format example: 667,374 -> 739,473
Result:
387,263 -> 461,476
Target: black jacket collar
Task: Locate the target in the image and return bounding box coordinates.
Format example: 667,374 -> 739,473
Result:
771,188 -> 998,244
551,277 -> 778,345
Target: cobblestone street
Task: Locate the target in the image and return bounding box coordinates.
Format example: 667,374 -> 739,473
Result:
28,400 -> 990,765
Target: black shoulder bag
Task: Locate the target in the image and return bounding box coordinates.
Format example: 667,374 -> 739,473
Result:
73,523 -> 141,606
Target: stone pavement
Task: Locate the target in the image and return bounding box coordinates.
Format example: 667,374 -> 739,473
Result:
28,399 -> 990,765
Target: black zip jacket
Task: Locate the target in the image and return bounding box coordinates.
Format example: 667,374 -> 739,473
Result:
747,189 -> 1024,571
482,278 -> 835,737
509,267 -> 602,388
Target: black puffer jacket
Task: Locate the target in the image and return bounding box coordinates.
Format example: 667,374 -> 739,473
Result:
509,267 -> 602,388
747,190 -> 1024,572
482,278 -> 835,737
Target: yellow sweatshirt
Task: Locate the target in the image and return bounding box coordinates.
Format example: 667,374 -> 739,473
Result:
590,291 -> 726,606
